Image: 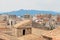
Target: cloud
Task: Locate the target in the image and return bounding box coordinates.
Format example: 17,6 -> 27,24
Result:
0,0 -> 60,12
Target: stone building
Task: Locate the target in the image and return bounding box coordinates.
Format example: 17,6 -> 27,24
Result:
57,15 -> 60,22
22,14 -> 33,20
0,15 -> 7,21
12,20 -> 32,37
0,14 -> 17,26
36,14 -> 44,19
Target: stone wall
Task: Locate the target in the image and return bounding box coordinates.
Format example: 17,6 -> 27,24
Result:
32,28 -> 49,36
12,28 -> 31,37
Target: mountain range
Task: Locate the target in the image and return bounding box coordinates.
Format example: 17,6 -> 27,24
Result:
0,9 -> 59,16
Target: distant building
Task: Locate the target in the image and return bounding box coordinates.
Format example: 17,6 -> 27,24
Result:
57,15 -> 60,22
36,14 -> 44,19
22,14 -> 33,20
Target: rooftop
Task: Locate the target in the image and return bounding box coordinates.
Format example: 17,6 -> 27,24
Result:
18,34 -> 44,40
42,27 -> 60,38
14,20 -> 32,28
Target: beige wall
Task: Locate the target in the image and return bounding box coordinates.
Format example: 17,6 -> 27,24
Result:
32,28 -> 49,36
25,28 -> 31,35
12,28 -> 31,37
12,28 -> 18,37
17,29 -> 23,37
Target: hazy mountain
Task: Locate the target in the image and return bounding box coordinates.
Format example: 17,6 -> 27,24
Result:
0,9 -> 59,16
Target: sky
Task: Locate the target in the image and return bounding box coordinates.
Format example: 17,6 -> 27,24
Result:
0,0 -> 60,12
